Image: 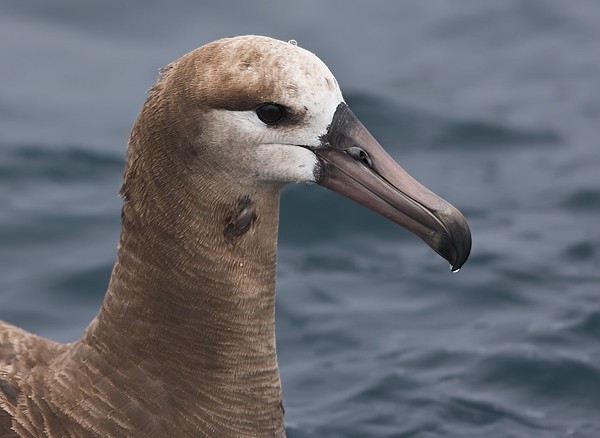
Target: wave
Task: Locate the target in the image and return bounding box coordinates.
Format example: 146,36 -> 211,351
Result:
0,143 -> 123,183
345,91 -> 563,154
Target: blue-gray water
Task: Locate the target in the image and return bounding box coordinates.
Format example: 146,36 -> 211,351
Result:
1,1 -> 599,437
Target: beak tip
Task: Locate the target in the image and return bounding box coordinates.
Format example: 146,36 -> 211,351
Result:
448,223 -> 472,273
450,256 -> 467,273
434,209 -> 472,273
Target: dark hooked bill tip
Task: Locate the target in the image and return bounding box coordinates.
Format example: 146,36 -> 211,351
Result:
430,208 -> 472,271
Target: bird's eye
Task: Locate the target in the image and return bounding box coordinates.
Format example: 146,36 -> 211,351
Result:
256,103 -> 286,125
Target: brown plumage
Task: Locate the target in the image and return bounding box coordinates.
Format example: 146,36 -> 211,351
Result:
1,35 -> 471,437
1,35 -> 312,438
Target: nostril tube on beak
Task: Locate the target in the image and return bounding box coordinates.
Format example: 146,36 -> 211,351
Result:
346,146 -> 373,168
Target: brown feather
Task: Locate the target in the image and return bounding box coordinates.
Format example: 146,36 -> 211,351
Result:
0,36 -> 323,437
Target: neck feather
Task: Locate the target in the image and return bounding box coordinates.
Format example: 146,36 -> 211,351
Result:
72,127 -> 286,435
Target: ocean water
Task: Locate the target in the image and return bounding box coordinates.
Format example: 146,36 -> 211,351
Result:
1,1 -> 599,437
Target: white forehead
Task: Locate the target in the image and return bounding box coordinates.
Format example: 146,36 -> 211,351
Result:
270,39 -> 344,105
247,37 -> 345,145
193,37 -> 346,183
192,36 -> 346,145
286,47 -> 345,143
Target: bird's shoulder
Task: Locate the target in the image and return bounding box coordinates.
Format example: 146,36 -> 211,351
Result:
1,320 -> 67,436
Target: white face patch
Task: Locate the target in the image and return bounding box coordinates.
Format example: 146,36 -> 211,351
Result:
252,143 -> 319,183
212,109 -> 327,184
200,41 -> 345,185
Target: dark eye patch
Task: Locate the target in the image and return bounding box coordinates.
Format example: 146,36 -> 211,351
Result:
256,103 -> 286,125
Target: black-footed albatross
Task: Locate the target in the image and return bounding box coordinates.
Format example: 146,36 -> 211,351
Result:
0,35 -> 471,437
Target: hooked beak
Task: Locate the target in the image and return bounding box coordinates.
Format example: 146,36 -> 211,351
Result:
311,103 -> 471,271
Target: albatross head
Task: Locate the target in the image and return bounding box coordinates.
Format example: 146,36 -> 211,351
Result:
138,35 -> 471,270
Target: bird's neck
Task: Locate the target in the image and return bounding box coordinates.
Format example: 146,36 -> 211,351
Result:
75,153 -> 286,435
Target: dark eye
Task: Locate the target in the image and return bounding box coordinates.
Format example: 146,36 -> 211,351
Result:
256,103 -> 286,125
